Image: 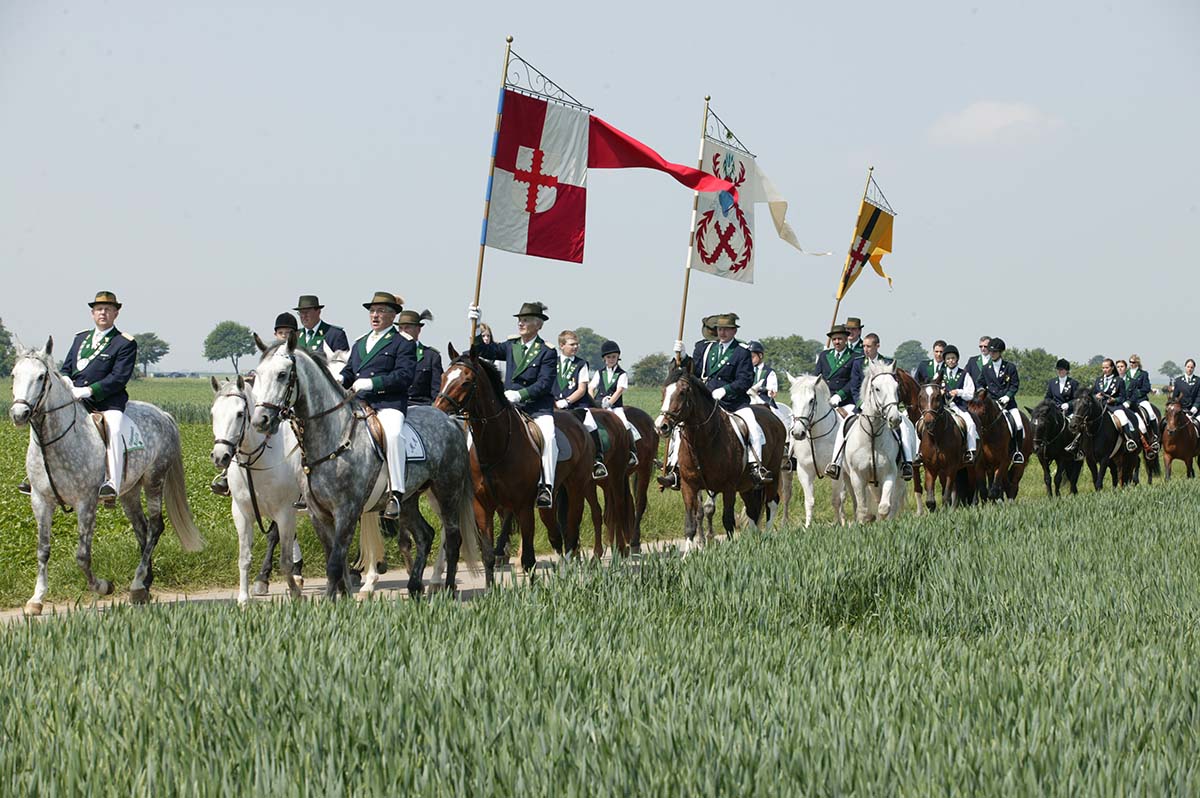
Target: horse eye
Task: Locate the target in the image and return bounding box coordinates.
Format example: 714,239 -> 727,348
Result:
236,410 -> 244,418
277,372 -> 286,381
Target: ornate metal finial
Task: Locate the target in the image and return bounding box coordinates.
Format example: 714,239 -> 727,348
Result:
704,107 -> 754,156
506,35 -> 513,43
505,51 -> 591,111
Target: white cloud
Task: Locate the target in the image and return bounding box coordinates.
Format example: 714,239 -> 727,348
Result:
929,101 -> 1063,147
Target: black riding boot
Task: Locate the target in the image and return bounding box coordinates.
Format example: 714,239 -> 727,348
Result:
383,491 -> 403,520
1123,423 -> 1139,452
210,470 -> 231,496
17,480 -> 31,495
657,466 -> 680,490
589,430 -> 608,480
1011,428 -> 1025,465
536,483 -> 554,508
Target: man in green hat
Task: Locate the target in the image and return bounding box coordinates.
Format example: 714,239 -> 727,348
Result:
396,309 -> 442,407
469,301 -> 560,508
293,295 -> 350,356
844,317 -> 865,358
20,291 -> 138,501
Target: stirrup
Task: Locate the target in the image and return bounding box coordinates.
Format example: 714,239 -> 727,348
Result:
536,484 -> 554,508
210,473 -> 231,497
592,460 -> 609,480
901,462 -> 914,481
751,463 -> 773,484
628,451 -> 639,467
1124,438 -> 1138,452
1011,452 -> 1025,465
656,470 -> 679,490
382,492 -> 403,520
964,450 -> 976,464
17,481 -> 31,496
824,463 -> 841,479
292,498 -> 308,511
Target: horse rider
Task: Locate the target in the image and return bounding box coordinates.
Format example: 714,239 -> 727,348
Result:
469,301 -> 559,509
914,340 -> 947,383
342,291 -> 415,520
210,311 -> 301,497
589,339 -> 643,468
827,332 -> 915,481
18,291 -> 138,501
965,335 -> 991,384
293,294 -> 350,356
975,337 -> 1025,464
940,345 -> 978,463
747,340 -> 778,409
660,312 -> 769,488
1172,358 -> 1200,419
1044,358 -> 1079,410
552,329 -> 606,479
1124,354 -> 1159,451
844,317 -> 865,358
396,309 -> 441,407
1078,357 -> 1139,453
819,324 -> 863,480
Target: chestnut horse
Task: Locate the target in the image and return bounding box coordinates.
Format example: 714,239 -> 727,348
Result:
577,408 -> 636,560
915,376 -> 968,511
968,390 -> 1033,501
895,369 -> 926,512
1161,401 -> 1199,478
655,358 -> 786,551
435,347 -> 593,581
621,406 -> 660,555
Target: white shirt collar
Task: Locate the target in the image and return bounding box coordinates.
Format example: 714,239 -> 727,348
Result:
94,326 -> 112,339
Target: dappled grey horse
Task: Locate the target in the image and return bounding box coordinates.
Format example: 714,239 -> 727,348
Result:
248,335 -> 483,598
9,340 -> 204,614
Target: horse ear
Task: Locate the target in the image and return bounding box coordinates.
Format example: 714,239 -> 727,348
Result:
448,342 -> 459,359
286,329 -> 297,353
680,355 -> 693,373
1024,405 -> 1033,415
44,336 -> 53,356
236,374 -> 245,391
210,376 -> 221,393
253,332 -> 268,353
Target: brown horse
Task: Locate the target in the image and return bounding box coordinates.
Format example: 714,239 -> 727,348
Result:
622,406 -> 660,555
1067,392 -> 1140,489
968,390 -> 1032,500
1162,401 -> 1199,479
895,368 -> 926,511
655,358 -> 786,550
577,408 -> 635,560
435,347 -> 594,581
915,376 -> 968,511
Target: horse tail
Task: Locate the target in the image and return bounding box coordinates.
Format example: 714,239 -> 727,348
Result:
356,513 -> 386,572
455,459 -> 484,571
165,453 -> 205,552
1145,451 -> 1161,477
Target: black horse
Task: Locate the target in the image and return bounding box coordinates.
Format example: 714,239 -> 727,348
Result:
1068,392 -> 1140,489
1027,399 -> 1082,496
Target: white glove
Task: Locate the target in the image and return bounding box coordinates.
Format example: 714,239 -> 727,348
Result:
1192,406 -> 1199,415
998,396 -> 1010,406
711,388 -> 726,401
467,305 -> 481,321
672,340 -> 684,354
1122,401 -> 1131,408
351,378 -> 373,393
601,396 -> 612,409
503,390 -> 521,403
555,398 -> 568,409
1060,403 -> 1069,411
828,395 -> 840,407
71,386 -> 92,400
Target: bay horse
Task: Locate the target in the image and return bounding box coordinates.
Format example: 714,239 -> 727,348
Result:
1161,400 -> 1199,478
785,374 -> 848,527
575,408 -> 635,560
895,368 -> 926,513
915,376 -> 968,511
250,335 -> 481,598
655,358 -> 786,550
436,346 -> 594,578
622,406 -> 659,555
10,341 -> 204,615
968,390 -> 1033,501
841,359 -> 907,522
1026,398 -> 1082,497
1067,392 -> 1138,489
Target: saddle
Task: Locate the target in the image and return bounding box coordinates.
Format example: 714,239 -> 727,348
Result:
91,412 -> 109,447
359,404 -> 388,459
520,409 -> 574,462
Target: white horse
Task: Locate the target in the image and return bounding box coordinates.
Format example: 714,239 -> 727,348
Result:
10,340 -> 204,614
842,359 -> 908,523
786,374 -> 849,527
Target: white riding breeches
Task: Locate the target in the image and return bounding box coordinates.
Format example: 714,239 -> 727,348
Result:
733,406 -> 766,463
611,407 -> 642,442
376,408 -> 407,494
534,414 -> 557,486
581,408 -> 598,432
1113,408 -> 1133,428
667,428 -> 680,467
1006,407 -> 1024,434
1137,400 -> 1156,432
897,415 -> 917,463
949,405 -> 978,450
101,409 -> 129,492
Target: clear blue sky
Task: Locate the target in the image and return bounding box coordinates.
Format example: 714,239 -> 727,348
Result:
2,0 -> 1197,375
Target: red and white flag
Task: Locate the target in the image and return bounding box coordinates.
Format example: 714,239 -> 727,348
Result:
485,90 -> 734,263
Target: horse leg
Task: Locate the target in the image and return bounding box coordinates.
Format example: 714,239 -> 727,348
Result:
742,488 -> 763,533
277,511 -> 303,599
255,521 -> 280,594
923,462 -> 937,512
407,509 -> 435,598
878,474 -> 897,520
721,492 -> 737,540
73,500 -> 112,597
586,484 -> 604,560
518,506 -> 538,575
631,467 -> 648,555
25,492 -> 55,615
119,490 -> 151,602
680,483 -> 700,555
494,511 -> 514,566
1187,457 -> 1195,478
1041,459 -> 1053,498
702,491 -> 717,544
545,492 -> 565,557
565,488 -> 588,562
134,484 -> 168,602
798,467 -> 816,528
230,501 -> 256,605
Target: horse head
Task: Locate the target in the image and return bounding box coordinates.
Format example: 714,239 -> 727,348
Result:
862,360 -> 902,429
916,375 -> 945,426
436,346 -> 505,419
9,337 -> 59,428
787,373 -> 828,440
250,335 -> 300,435
210,375 -> 251,469
1067,392 -> 1099,434
1164,399 -> 1185,435
656,357 -> 713,436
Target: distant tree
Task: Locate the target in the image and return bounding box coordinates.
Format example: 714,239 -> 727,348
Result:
568,326 -> 610,368
1159,360 -> 1182,380
1087,354 -> 1105,367
759,335 -> 824,380
204,321 -> 255,374
0,318 -> 14,377
1072,361 -> 1102,388
892,339 -> 926,372
631,352 -> 670,386
133,332 -> 170,377
1007,347 -> 1059,388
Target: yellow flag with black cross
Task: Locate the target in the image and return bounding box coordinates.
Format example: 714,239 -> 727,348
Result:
836,176 -> 895,300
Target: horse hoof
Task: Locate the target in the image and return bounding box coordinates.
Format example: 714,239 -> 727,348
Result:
252,581 -> 270,597
294,576 -> 305,590
355,589 -> 374,602
95,579 -> 113,597
129,588 -> 150,605
24,601 -> 43,616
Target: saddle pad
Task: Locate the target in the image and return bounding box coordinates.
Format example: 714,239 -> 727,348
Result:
402,422 -> 426,462
123,421 -> 146,453
556,428 -> 573,462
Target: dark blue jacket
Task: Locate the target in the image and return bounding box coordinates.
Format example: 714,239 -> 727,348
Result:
914,358 -> 945,384
473,335 -> 557,417
814,347 -> 859,407
341,328 -> 415,413
592,365 -> 626,409
406,344 -> 443,406
1124,369 -> 1151,405
1172,374 -> 1200,410
976,358 -> 1020,404
297,321 -> 350,355
555,357 -> 593,408
62,328 -> 137,412
849,355 -> 895,406
965,353 -> 989,384
1092,374 -> 1125,407
1044,376 -> 1080,404
692,339 -> 753,412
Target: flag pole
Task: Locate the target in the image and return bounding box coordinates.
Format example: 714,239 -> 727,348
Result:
673,95 -> 712,364
827,165 -> 874,345
469,35 -> 515,345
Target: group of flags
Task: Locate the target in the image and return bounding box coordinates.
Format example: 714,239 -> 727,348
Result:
479,46 -> 895,309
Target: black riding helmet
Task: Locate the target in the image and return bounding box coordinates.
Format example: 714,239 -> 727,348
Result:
943,344 -> 959,358
987,337 -> 1006,353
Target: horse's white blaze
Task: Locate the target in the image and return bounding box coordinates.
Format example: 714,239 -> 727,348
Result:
442,366 -> 463,391
655,384 -> 677,429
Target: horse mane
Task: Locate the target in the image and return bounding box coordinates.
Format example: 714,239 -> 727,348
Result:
451,353 -> 510,408
261,340 -> 346,398
1030,397 -> 1057,422
665,361 -> 714,397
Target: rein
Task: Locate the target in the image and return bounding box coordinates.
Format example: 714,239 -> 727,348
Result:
14,362 -> 81,510
437,360 -> 516,472
661,378 -> 741,487
214,390 -> 283,537
793,395 -> 836,479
